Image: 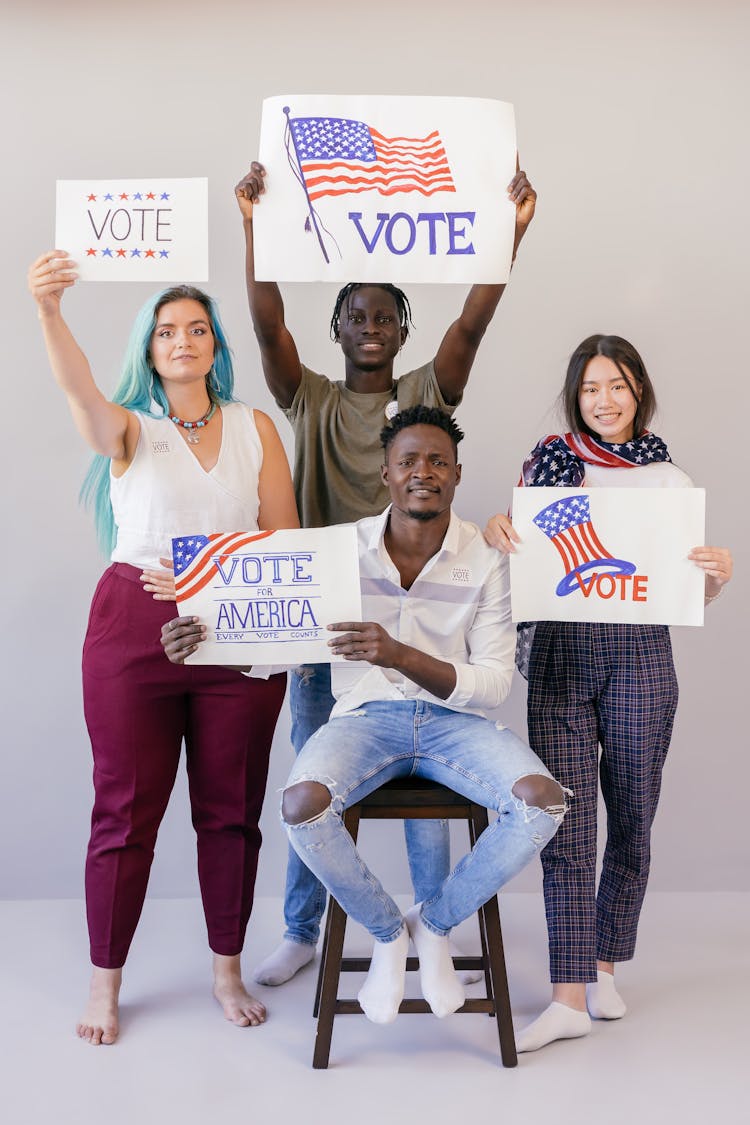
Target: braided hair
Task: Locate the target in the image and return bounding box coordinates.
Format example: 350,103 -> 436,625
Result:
329,282 -> 414,342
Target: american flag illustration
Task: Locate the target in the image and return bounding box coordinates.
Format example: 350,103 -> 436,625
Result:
172,531 -> 273,603
288,115 -> 456,201
533,495 -> 636,597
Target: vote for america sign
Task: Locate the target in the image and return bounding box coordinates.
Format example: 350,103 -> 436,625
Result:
253,94 -> 517,283
509,488 -> 706,626
173,525 -> 362,665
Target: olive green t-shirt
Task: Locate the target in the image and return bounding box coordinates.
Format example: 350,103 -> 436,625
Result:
283,360 -> 459,528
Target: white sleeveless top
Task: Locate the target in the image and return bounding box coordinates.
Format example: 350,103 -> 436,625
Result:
110,402 -> 263,568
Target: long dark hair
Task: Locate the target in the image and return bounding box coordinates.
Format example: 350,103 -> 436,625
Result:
561,334 -> 657,438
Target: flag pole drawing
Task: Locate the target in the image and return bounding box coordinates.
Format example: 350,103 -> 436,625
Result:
283,106 -> 336,264
282,105 -> 457,264
533,495 -> 636,596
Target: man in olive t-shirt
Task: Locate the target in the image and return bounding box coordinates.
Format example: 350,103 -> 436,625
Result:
233,159 -> 537,987
285,360 -> 451,528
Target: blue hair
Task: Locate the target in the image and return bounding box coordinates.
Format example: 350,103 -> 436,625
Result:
80,285 -> 237,555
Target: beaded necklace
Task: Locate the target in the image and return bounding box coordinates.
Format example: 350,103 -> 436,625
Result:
168,400 -> 217,444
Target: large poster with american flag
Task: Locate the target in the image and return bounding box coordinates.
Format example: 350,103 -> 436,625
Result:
509,488 -> 706,625
253,94 -> 517,283
173,525 -> 361,665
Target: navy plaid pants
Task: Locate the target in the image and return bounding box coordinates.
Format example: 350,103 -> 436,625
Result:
527,622 -> 678,983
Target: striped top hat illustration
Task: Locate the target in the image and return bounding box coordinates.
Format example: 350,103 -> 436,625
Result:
532,495 -> 636,596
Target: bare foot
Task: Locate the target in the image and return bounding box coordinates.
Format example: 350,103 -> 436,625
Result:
213,953 -> 266,1027
77,966 -> 122,1045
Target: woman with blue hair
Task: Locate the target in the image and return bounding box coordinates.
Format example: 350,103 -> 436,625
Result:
29,250 -> 299,1045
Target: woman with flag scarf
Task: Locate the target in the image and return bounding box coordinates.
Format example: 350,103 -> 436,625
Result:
28,251 -> 299,1046
484,334 -> 732,1053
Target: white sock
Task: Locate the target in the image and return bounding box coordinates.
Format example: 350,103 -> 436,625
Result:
251,939 -> 315,986
448,938 -> 484,986
357,926 -> 409,1024
405,904 -> 465,1019
586,969 -> 627,1019
516,1001 -> 591,1053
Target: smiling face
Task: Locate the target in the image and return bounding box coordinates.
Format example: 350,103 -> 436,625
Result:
337,286 -> 406,372
149,298 -> 215,385
577,355 -> 641,444
381,423 -> 461,522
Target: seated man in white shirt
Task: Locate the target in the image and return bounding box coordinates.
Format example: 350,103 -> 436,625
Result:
280,406 -> 567,1024
161,406 -> 566,1023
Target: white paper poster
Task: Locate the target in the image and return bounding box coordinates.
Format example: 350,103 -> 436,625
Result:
509,488 -> 706,626
55,178 -> 208,281
254,94 -> 516,283
173,525 -> 362,665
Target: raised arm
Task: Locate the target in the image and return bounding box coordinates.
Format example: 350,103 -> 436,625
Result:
433,166 -> 537,404
28,250 -> 138,463
235,163 -> 303,409
254,409 -> 300,530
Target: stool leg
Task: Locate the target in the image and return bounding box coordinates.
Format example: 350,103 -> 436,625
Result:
481,896 -> 517,1067
470,803 -> 517,1067
468,807 -> 494,1000
313,893 -> 334,1020
313,896 -> 348,1069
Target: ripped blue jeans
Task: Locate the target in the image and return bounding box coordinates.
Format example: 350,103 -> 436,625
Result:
283,700 -> 566,942
284,665 -> 450,945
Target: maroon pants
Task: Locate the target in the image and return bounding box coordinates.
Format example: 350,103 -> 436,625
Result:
82,563 -> 286,969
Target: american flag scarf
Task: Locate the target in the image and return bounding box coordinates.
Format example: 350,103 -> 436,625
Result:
520,431 -> 672,487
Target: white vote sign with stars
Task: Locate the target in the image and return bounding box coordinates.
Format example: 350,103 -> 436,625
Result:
55,178 -> 208,281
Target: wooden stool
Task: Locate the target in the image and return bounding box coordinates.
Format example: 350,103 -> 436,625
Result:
312,777 -> 518,1069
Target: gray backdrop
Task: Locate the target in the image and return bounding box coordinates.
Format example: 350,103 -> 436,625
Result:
2,1 -> 747,905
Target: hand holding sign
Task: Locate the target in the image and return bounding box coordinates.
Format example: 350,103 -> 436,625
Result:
28,250 -> 78,313
483,511 -> 521,555
161,616 -> 208,665
327,621 -> 400,666
507,161 -> 537,255
686,545 -> 733,600
234,162 -> 266,220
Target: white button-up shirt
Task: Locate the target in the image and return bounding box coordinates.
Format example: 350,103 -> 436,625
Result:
330,507 -> 515,719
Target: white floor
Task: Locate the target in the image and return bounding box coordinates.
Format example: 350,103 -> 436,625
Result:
2,893 -> 747,1125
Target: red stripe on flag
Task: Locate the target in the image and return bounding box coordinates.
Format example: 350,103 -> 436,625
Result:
553,531 -> 580,572
586,524 -> 614,561
176,530 -> 275,602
